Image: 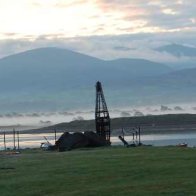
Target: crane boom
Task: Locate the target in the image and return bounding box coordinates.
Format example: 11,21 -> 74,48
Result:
95,81 -> 110,142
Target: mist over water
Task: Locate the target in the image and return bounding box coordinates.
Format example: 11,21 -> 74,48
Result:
1,102 -> 196,130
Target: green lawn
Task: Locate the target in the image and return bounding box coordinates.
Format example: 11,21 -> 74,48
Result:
0,147 -> 196,196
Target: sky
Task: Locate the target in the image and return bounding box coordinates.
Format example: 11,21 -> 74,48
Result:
0,0 -> 195,60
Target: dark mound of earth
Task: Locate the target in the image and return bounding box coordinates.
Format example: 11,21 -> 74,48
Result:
55,131 -> 110,151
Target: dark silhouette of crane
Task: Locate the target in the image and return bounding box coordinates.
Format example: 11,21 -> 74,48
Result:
95,81 -> 110,142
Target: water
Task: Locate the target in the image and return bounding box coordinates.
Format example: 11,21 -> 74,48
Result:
113,132 -> 196,147
0,133 -> 63,150
1,132 -> 196,150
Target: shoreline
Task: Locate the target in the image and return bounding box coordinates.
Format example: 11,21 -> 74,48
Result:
1,113 -> 196,135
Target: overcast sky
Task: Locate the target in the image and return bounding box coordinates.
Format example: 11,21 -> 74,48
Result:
0,0 -> 195,59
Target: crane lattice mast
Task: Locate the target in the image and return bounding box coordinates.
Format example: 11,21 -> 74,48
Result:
95,81 -> 110,142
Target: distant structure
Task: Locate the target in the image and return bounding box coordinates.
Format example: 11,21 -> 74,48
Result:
95,81 -> 111,142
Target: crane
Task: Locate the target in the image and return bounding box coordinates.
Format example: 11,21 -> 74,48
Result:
95,81 -> 111,142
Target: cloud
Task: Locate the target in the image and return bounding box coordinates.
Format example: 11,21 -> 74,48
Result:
0,0 -> 195,65
0,31 -> 195,68
54,0 -> 89,8
0,0 -> 195,40
96,0 -> 196,32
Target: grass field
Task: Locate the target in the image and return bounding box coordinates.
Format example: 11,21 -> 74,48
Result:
0,147 -> 196,196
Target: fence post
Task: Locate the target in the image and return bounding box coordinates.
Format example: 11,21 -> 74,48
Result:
4,131 -> 6,150
54,129 -> 57,143
13,129 -> 16,150
17,131 -> 20,150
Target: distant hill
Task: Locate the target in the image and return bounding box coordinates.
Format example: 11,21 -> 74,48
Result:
1,47 -> 196,112
0,47 -> 171,92
129,66 -> 196,105
156,43 -> 196,57
23,114 -> 196,134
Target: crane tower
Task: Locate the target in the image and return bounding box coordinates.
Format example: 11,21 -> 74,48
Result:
95,81 -> 110,142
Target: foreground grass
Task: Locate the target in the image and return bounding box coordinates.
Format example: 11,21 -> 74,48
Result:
0,147 -> 196,196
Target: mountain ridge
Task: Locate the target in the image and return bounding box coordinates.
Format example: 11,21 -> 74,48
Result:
156,43 -> 196,57
1,47 -> 196,112
0,47 -> 171,92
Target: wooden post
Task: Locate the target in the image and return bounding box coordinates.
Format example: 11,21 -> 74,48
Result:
17,131 -> 20,150
121,128 -> 124,140
135,131 -> 138,144
138,126 -> 141,145
13,129 -> 16,150
3,131 -> 6,151
54,129 -> 57,143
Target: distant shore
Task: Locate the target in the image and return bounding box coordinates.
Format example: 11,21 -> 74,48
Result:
1,113 -> 196,135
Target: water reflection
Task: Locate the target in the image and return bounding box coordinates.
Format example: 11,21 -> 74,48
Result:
0,133 -> 63,150
1,132 -> 196,150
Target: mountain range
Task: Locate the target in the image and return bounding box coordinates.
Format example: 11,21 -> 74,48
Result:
157,43 -> 196,57
0,47 -> 171,91
155,44 -> 196,69
0,47 -> 196,113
